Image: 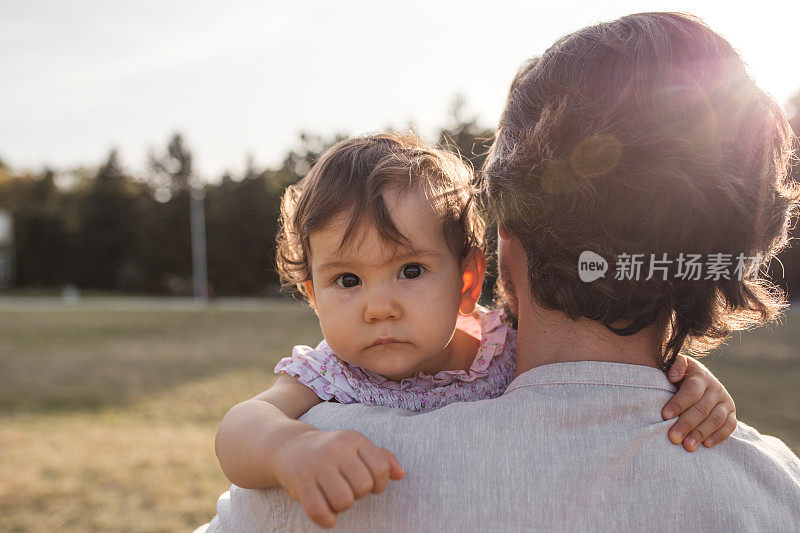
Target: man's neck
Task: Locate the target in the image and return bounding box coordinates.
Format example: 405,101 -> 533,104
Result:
514,301 -> 664,377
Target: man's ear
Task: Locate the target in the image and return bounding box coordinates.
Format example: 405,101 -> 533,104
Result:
459,249 -> 487,315
301,281 -> 318,315
498,225 -> 512,241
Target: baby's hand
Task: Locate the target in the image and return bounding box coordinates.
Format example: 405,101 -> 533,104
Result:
661,354 -> 737,452
272,429 -> 405,528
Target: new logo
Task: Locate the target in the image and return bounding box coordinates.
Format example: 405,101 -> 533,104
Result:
578,251 -> 608,282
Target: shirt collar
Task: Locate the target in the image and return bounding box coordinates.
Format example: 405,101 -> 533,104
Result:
505,361 -> 678,394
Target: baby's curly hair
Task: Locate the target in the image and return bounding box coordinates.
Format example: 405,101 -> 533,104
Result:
277,133 -> 485,300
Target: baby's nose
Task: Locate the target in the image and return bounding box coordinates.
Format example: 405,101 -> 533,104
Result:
363,293 -> 401,322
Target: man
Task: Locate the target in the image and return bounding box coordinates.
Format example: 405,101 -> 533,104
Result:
202,12 -> 800,531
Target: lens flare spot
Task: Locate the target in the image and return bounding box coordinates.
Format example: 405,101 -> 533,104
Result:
569,134 -> 622,179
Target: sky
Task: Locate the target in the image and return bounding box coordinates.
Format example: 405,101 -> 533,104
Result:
1,0 -> 799,181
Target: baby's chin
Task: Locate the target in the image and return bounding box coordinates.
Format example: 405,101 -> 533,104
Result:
358,345 -> 426,381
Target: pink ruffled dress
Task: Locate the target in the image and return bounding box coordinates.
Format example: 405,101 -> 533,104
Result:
274,306 -> 517,413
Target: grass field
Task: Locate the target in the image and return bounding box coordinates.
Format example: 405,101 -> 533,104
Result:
1,298 -> 798,532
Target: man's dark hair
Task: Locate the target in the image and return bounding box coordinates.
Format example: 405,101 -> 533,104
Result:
484,12 -> 799,369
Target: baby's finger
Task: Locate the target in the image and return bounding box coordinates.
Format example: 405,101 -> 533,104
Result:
662,375 -> 705,420
703,411 -> 738,448
318,469 -> 356,513
681,402 -> 732,451
384,449 -> 405,480
358,445 -> 392,494
339,454 -> 375,499
299,484 -> 337,529
667,387 -> 718,444
667,354 -> 689,383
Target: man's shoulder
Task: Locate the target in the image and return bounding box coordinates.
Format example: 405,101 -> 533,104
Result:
298,393 -> 501,436
210,399 -> 800,532
726,421 -> 800,475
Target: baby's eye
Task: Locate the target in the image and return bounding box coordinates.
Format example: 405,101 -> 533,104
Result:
334,273 -> 361,288
398,264 -> 425,280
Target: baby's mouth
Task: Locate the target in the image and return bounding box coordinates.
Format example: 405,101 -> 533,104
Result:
366,337 -> 405,348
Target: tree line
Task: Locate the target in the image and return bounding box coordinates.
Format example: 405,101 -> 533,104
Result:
0,96 -> 798,298
0,103 -> 494,297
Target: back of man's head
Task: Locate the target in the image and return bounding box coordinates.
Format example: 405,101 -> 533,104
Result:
485,12 -> 799,370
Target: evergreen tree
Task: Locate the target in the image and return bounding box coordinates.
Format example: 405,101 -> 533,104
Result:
79,150 -> 143,290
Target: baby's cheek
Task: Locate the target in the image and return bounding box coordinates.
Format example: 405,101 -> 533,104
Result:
417,313 -> 459,353
317,315 -> 347,353
321,333 -> 358,364
322,326 -> 362,365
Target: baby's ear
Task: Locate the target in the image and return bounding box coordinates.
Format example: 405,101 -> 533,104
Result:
459,249 -> 487,314
301,281 -> 318,314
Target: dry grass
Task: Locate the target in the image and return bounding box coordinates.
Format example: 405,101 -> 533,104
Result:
0,299 -> 797,532
0,300 -> 322,533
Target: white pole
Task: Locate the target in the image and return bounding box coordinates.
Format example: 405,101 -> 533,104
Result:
190,181 -> 208,301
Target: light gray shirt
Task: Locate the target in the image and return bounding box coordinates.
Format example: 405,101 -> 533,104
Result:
202,361 -> 800,532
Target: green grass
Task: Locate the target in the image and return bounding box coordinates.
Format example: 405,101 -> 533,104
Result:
0,299 -> 797,532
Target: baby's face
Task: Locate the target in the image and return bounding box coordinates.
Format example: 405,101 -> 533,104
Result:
306,187 -> 464,381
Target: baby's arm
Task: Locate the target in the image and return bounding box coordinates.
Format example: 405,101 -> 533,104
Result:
215,374 -> 405,528
661,355 -> 737,451
215,374 -> 322,488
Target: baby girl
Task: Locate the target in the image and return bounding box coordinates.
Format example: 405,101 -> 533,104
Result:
215,133 -> 736,528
